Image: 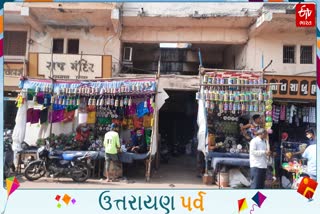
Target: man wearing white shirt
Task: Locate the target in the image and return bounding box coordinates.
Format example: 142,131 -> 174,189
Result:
302,143 -> 316,181
250,128 -> 271,189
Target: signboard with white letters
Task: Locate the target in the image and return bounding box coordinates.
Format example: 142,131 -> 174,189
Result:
38,53 -> 102,79
264,75 -> 316,100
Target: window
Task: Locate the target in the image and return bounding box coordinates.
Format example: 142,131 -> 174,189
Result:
300,46 -> 313,64
283,45 -> 295,64
53,39 -> 64,53
67,39 -> 79,54
4,31 -> 27,56
123,47 -> 133,61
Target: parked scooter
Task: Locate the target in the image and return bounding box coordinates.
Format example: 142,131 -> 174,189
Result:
4,130 -> 14,179
24,141 -> 92,182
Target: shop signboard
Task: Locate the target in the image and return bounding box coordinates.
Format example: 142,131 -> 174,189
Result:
264,75 -> 316,100
4,63 -> 24,77
4,63 -> 24,89
38,53 -> 103,79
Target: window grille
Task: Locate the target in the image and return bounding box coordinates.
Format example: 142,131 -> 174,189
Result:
4,31 -> 27,56
283,45 -> 295,64
300,46 -> 313,64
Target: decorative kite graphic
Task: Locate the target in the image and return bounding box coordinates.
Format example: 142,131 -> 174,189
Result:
250,191 -> 267,214
55,194 -> 77,208
238,198 -> 248,213
2,176 -> 20,214
297,177 -> 318,201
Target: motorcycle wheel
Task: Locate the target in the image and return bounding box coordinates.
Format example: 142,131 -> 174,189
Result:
71,163 -> 90,182
4,163 -> 11,179
24,162 -> 46,181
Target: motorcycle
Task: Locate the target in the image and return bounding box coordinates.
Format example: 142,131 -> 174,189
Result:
4,130 -> 14,179
24,141 -> 92,182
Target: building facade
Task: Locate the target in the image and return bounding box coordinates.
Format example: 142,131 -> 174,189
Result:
4,2 -> 316,127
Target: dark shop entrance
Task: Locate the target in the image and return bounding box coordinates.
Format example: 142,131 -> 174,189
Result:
157,90 -> 200,184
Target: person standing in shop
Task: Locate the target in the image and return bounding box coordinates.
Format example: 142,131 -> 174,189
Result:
240,114 -> 262,142
250,128 -> 271,189
103,123 -> 121,182
305,128 -> 316,146
301,142 -> 316,181
75,123 -> 91,150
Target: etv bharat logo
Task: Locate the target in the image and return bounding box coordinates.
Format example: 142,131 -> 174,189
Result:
298,5 -> 312,20
296,4 -> 315,27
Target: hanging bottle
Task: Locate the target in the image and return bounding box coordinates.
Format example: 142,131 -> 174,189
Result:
76,96 -> 81,106
233,102 -> 237,111
261,103 -> 266,112
249,102 -> 254,112
144,99 -> 148,108
71,97 -> 75,106
239,91 -> 244,102
224,90 -> 229,102
66,96 -> 70,106
214,91 -> 219,101
124,96 -> 128,106
254,102 -> 258,112
209,89 -> 213,101
268,89 -> 273,100
93,97 -> 97,106
106,96 -> 111,106
234,92 -> 239,102
115,97 -> 119,107
210,102 -> 215,110
111,96 -> 115,106
224,102 -> 229,111
99,97 -> 104,106
205,100 -> 210,109
128,97 -> 132,107
120,97 -> 124,108
204,89 -> 208,100
196,92 -> 200,100
203,75 -> 208,84
219,102 -> 224,113
229,91 -> 234,102
229,101 -> 233,111
241,103 -> 246,112
258,90 -> 263,102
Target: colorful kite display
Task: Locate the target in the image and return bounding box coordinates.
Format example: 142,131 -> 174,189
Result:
2,177 -> 20,214
238,198 -> 248,213
250,191 -> 267,214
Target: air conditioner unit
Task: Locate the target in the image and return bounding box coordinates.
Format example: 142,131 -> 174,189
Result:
123,47 -> 133,62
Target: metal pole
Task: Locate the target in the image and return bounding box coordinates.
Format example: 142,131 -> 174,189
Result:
146,53 -> 161,182
49,40 -> 54,143
78,51 -> 83,80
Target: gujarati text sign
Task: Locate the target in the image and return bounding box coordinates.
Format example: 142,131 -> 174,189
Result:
38,53 -> 102,80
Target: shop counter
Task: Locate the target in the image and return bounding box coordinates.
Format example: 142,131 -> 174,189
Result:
211,157 -> 250,171
208,152 -> 249,159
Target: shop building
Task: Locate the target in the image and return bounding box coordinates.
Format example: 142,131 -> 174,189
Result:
118,1 -> 316,171
4,2 -> 122,129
